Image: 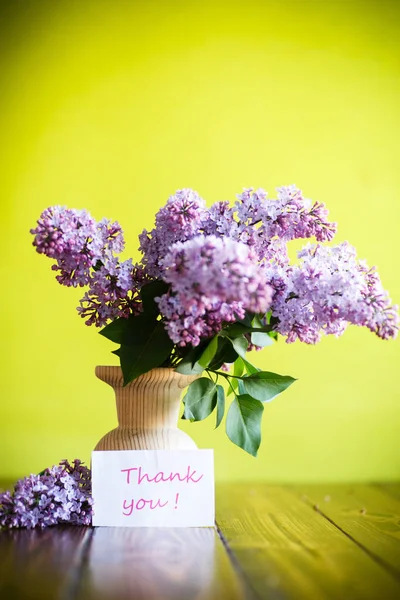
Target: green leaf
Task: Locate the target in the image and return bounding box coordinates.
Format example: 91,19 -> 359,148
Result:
175,341 -> 208,375
227,358 -> 244,397
221,323 -> 251,337
250,314 -> 274,347
237,379 -> 247,395
117,313 -> 157,347
198,336 -> 219,368
225,355 -> 259,383
175,360 -> 204,375
225,335 -> 249,359
208,337 -> 238,370
226,395 -> 264,456
242,357 -> 260,375
242,371 -> 296,402
236,312 -> 254,327
215,385 -> 225,428
182,378 -> 217,421
222,317 -> 273,339
234,357 -> 245,378
175,342 -> 209,375
140,280 -> 170,315
99,317 -> 129,344
227,378 -> 238,397
111,348 -> 121,357
119,321 -> 174,385
251,330 -> 274,347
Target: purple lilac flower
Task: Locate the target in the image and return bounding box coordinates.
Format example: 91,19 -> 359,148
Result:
270,243 -> 399,343
31,187 -> 398,342
77,259 -> 147,327
31,206 -> 125,287
201,200 -> 238,238
0,459 -> 93,529
158,292 -> 247,347
157,235 -> 273,346
234,185 -> 337,253
139,189 -> 207,278
201,186 -> 336,267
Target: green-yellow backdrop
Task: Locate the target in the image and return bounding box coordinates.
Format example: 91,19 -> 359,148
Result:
0,0 -> 399,482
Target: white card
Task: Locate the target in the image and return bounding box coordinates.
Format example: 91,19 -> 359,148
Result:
91,449 -> 215,527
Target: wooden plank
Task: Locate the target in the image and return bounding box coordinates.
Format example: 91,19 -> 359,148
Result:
297,484 -> 400,577
0,526 -> 92,600
76,526 -> 248,600
216,483 -> 400,600
376,483 -> 400,501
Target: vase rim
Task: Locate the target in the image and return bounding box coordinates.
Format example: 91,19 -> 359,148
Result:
95,365 -> 201,387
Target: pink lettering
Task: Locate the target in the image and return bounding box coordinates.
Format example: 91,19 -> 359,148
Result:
150,498 -> 169,510
122,499 -> 135,516
169,471 -> 187,483
137,467 -> 151,485
122,497 -> 169,515
121,467 -> 138,484
123,465 -> 204,485
184,465 -> 203,484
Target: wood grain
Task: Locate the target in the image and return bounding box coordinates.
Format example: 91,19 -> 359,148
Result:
94,367 -> 199,451
2,482 -> 400,599
216,483 -> 400,600
75,526 -> 247,600
377,483 -> 400,501
0,526 -> 92,600
296,484 -> 400,577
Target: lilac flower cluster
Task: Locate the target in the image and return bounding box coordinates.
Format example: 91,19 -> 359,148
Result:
31,206 -> 124,286
0,460 -> 93,529
77,259 -> 147,327
142,186 -> 397,346
139,189 -> 207,278
202,186 -> 337,267
31,185 -> 399,345
31,206 -> 145,327
158,235 -> 273,346
269,242 -> 398,344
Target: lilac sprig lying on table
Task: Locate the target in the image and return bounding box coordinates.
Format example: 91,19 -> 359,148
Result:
0,460 -> 93,529
30,186 -> 399,456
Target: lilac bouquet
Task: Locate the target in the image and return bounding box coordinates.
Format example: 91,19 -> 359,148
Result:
31,187 -> 398,455
0,460 -> 93,529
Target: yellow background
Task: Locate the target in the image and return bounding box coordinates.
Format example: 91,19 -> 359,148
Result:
0,0 -> 399,482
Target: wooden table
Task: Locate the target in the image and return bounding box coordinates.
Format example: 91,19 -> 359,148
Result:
1,483 -> 400,599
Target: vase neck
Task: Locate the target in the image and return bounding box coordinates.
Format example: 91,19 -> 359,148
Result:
95,367 -> 199,430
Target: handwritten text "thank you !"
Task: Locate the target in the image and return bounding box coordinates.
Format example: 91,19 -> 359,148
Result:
121,465 -> 204,515
91,449 -> 215,527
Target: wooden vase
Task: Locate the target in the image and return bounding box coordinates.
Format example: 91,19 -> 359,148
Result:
94,366 -> 199,451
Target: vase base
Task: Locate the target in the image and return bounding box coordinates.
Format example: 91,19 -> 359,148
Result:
94,428 -> 198,451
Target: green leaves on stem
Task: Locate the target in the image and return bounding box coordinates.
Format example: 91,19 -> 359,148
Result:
99,281 -> 173,385
226,395 -> 264,457
182,378 -> 217,421
175,336 -> 219,375
118,321 -> 173,385
182,366 -> 291,457
215,385 -> 225,428
101,312 -> 174,385
100,298 -> 296,456
182,378 -> 226,429
240,371 -> 296,402
222,363 -> 295,456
